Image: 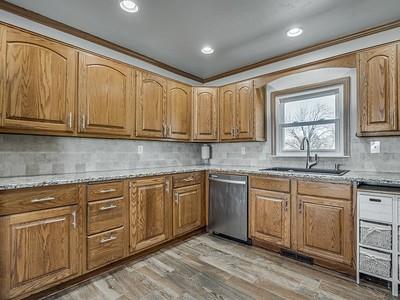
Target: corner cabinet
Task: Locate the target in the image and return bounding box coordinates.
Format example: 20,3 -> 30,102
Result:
78,52 -> 134,137
219,80 -> 264,141
129,176 -> 172,253
358,43 -> 399,136
0,26 -> 77,134
192,87 -> 219,141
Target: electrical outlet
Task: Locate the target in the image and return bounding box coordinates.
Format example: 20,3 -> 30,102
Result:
241,146 -> 246,155
137,145 -> 143,154
370,141 -> 380,154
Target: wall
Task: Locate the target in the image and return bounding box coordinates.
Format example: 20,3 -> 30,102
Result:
0,135 -> 202,177
210,68 -> 400,173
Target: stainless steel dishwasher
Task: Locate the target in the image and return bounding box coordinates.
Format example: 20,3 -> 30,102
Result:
208,173 -> 249,243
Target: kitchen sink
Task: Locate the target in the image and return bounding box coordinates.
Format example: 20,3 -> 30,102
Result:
259,167 -> 349,176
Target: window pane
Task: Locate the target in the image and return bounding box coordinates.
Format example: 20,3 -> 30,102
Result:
283,94 -> 337,124
282,123 -> 336,151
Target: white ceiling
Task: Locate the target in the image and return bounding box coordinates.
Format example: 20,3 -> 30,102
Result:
5,0 -> 400,79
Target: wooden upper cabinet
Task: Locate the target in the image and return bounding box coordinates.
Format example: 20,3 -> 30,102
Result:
0,26 -> 77,133
219,84 -> 236,140
78,52 -> 133,137
358,44 -> 398,134
250,188 -> 290,248
0,206 -> 79,299
219,80 -> 260,141
136,71 -> 167,138
192,87 -> 218,141
129,177 -> 171,253
296,195 -> 352,266
173,184 -> 202,237
166,81 -> 191,140
236,80 -> 254,139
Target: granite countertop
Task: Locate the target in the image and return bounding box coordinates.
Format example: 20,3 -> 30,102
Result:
0,164 -> 400,191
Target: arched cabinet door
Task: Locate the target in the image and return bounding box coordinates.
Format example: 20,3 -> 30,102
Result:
236,80 -> 254,140
192,87 -> 218,141
359,44 -> 398,133
136,71 -> 167,138
0,26 -> 77,133
219,84 -> 236,140
166,81 -> 191,140
78,52 -> 134,137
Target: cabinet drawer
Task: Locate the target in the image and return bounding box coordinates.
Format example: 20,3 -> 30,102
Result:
0,185 -> 78,216
297,181 -> 352,200
87,181 -> 123,202
250,176 -> 290,193
87,197 -> 124,235
173,172 -> 203,188
87,227 -> 124,270
359,193 -> 393,223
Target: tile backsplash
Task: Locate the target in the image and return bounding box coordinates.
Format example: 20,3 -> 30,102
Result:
209,137 -> 400,173
0,134 -> 202,177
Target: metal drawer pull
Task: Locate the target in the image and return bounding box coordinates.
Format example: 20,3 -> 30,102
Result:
96,188 -> 117,194
99,204 -> 117,211
31,196 -> 56,203
100,235 -> 117,244
183,177 -> 194,182
369,198 -> 382,203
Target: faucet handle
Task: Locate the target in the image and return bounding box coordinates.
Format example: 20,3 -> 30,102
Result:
334,163 -> 342,171
314,153 -> 319,162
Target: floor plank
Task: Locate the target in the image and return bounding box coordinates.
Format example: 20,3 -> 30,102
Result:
48,234 -> 394,300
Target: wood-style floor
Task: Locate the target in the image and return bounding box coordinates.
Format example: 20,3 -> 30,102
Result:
48,234 -> 393,300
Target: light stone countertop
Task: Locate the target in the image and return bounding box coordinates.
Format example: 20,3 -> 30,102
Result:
0,164 -> 400,191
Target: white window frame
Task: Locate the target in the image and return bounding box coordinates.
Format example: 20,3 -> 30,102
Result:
272,78 -> 350,158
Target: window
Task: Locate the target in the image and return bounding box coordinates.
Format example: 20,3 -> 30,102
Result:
272,78 -> 350,157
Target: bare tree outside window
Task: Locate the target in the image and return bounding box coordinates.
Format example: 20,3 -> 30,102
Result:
284,102 -> 336,151
272,78 -> 350,157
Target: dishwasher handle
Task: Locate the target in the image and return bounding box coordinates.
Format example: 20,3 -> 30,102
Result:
209,177 -> 247,185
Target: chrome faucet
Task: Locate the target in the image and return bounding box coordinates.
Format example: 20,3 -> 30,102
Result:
300,137 -> 319,169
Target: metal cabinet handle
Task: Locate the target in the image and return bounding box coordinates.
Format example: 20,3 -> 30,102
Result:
183,177 -> 194,182
162,124 -> 167,137
284,199 -> 289,211
165,180 -> 170,193
298,200 -> 303,213
31,196 -> 56,203
81,114 -> 86,130
72,211 -> 77,229
99,204 -> 117,211
174,192 -> 179,204
96,188 -> 117,194
68,112 -> 73,129
100,235 -> 117,244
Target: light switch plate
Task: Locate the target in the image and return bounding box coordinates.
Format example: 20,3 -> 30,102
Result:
370,141 -> 380,154
241,146 -> 246,155
137,145 -> 143,154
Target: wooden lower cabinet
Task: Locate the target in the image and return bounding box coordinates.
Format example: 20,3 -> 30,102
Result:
249,176 -> 354,275
0,206 -> 79,300
296,195 -> 353,266
129,176 -> 172,253
250,188 -> 290,248
173,184 -> 202,237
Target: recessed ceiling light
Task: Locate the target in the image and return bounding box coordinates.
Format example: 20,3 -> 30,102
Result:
286,27 -> 303,37
201,46 -> 214,55
120,0 -> 139,13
